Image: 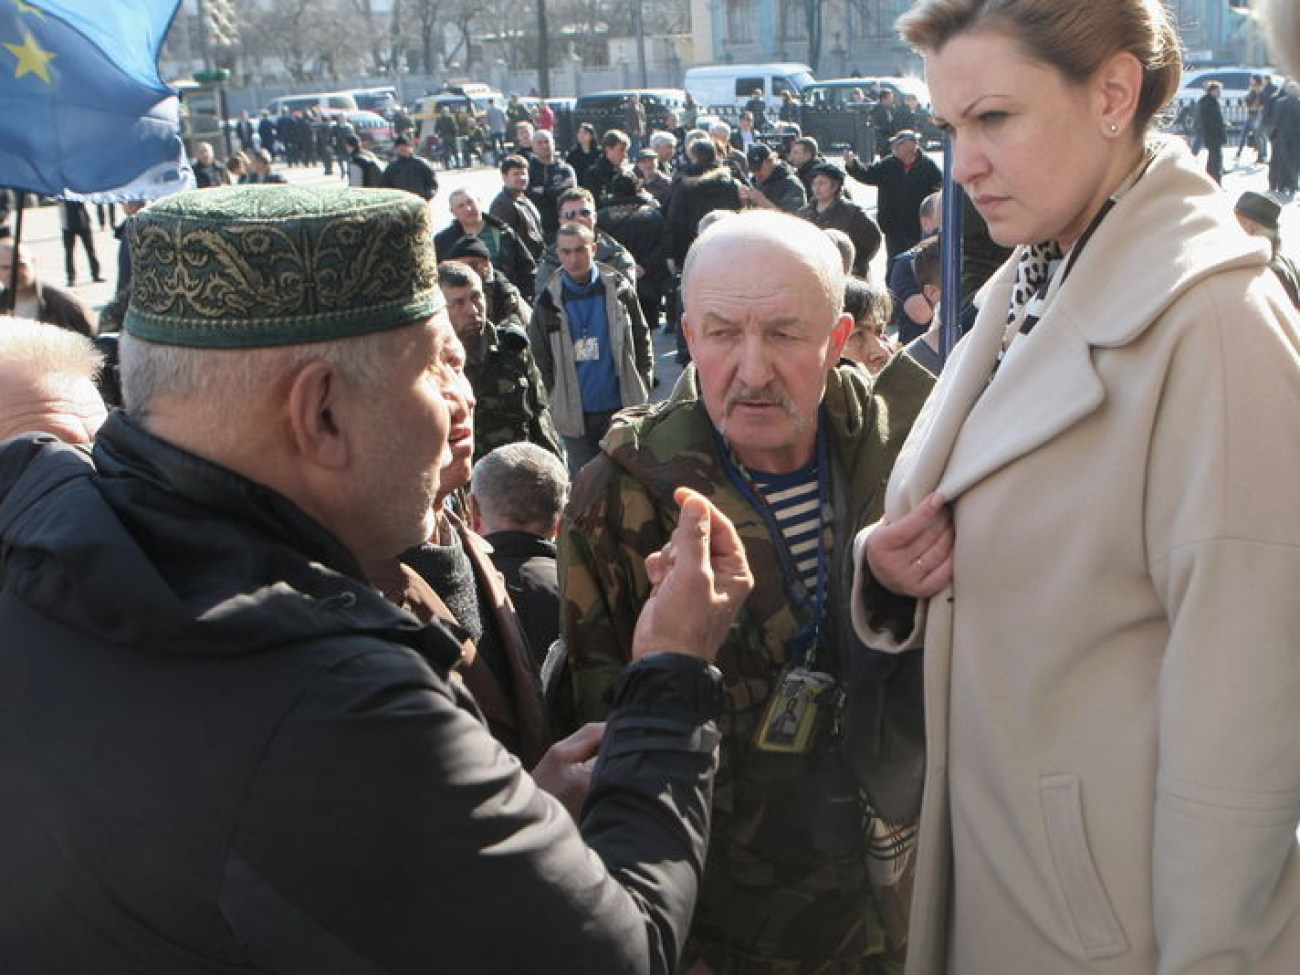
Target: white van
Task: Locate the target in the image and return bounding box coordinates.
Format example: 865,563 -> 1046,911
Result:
684,63 -> 814,123
265,92 -> 358,120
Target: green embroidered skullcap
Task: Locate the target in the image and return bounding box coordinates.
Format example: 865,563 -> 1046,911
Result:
124,185 -> 443,348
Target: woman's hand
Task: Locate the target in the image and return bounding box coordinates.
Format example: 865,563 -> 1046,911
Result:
866,492 -> 954,598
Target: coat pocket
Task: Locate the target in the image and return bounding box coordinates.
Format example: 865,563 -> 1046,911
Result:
1039,773 -> 1130,960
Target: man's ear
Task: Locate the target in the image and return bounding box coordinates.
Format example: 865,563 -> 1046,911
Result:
285,360 -> 349,470
828,312 -> 853,363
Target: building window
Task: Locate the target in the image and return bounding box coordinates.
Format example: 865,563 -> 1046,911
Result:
780,0 -> 808,41
727,0 -> 755,44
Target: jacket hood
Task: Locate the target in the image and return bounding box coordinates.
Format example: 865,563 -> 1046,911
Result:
676,166 -> 734,189
0,413 -> 436,659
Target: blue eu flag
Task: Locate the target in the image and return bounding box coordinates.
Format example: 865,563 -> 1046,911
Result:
0,0 -> 192,200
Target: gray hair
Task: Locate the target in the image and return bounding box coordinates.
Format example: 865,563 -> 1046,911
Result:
708,120 -> 732,140
649,130 -> 678,150
119,328 -> 395,438
0,315 -> 102,381
683,210 -> 845,321
470,442 -> 570,533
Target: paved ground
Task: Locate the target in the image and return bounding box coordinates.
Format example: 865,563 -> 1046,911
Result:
9,144 -> 1290,402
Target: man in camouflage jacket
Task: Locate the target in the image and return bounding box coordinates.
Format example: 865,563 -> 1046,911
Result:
560,212 -> 934,975
439,260 -> 564,463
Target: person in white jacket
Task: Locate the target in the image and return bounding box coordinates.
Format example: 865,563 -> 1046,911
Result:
851,1 -> 1300,973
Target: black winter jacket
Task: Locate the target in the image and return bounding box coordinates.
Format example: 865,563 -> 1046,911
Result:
435,212 -> 538,300
666,165 -> 743,265
0,414 -> 723,974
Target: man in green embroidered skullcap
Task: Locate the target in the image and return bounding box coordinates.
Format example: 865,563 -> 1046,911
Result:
0,184 -> 755,972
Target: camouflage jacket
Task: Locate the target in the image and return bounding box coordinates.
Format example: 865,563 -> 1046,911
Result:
465,319 -> 565,463
560,356 -> 934,973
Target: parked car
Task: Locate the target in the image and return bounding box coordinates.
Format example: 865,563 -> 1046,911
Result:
571,88 -> 689,138
347,86 -> 400,116
798,76 -> 939,152
1166,65 -> 1276,137
347,110 -> 395,156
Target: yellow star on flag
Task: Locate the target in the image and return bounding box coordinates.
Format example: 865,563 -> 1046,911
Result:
5,31 -> 55,83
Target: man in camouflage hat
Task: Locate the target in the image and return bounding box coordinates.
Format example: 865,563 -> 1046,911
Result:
438,258 -> 564,463
0,184 -> 756,973
560,210 -> 935,974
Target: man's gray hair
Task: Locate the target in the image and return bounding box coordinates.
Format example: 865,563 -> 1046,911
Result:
119,329 -> 395,436
708,120 -> 732,140
0,316 -> 102,381
683,210 -> 845,320
470,442 -> 570,534
649,131 -> 677,150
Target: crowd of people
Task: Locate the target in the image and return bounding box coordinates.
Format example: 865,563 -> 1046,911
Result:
3,0 -> 1300,972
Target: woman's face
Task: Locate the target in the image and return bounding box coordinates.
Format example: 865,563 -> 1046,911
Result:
927,30 -> 1123,249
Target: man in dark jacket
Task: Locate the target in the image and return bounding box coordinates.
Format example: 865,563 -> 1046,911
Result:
844,129 -> 943,263
582,128 -> 632,203
438,258 -> 563,463
382,135 -> 439,200
597,171 -> 671,329
666,139 -> 744,269
527,128 -> 578,238
745,143 -> 807,213
1196,81 -> 1228,185
490,153 -> 546,261
0,183 -> 751,974
469,441 -> 569,665
787,135 -> 829,195
435,188 -> 537,301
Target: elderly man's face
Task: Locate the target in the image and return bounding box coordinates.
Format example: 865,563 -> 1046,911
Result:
655,141 -> 674,164
346,315 -> 457,557
683,235 -> 847,473
531,131 -> 554,161
0,361 -> 106,443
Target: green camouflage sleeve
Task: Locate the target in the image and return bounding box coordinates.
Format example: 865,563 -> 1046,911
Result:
558,456 -> 672,727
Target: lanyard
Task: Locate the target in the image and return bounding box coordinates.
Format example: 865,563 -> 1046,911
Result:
714,414 -> 831,666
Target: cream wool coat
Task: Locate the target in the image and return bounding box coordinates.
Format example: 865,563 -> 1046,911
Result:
851,140 -> 1300,974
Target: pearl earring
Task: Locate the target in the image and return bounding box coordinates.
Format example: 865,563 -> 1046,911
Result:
1109,123 -> 1119,134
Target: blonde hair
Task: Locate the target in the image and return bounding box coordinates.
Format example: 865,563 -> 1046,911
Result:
898,0 -> 1182,131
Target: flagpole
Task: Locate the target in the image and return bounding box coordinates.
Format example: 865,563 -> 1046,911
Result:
939,137 -> 964,364
5,192 -> 22,315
